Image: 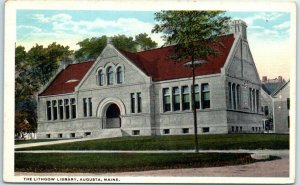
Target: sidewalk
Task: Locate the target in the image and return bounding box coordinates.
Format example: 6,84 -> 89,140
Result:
15,137 -> 112,149
15,149 -> 289,156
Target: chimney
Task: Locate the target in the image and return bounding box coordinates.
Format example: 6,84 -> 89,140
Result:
229,20 -> 248,40
278,76 -> 283,83
262,76 -> 267,83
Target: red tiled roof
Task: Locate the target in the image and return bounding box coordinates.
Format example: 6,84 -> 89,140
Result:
39,61 -> 95,96
40,34 -> 235,96
121,34 -> 235,81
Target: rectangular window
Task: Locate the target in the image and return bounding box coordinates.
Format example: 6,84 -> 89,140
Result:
58,133 -> 63,138
202,127 -> 210,133
52,100 -> 57,120
264,106 -> 269,116
288,116 -> 290,128
235,126 -> 239,132
46,101 -> 52,120
228,82 -> 232,109
83,98 -> 87,117
71,98 -> 76,119
70,133 -> 75,138
240,126 -> 242,132
182,128 -> 189,134
182,86 -> 190,110
192,85 -> 200,109
256,90 -> 260,112
172,87 -> 180,111
137,92 -> 142,113
85,132 -> 91,137
231,126 -> 234,132
131,93 -> 135,113
65,99 -> 70,119
132,130 -> 140,136
201,83 -> 210,109
88,98 -> 92,116
287,98 -> 290,110
46,134 -> 51,138
163,129 -> 170,134
249,88 -> 252,111
163,88 -> 171,112
58,100 -> 63,120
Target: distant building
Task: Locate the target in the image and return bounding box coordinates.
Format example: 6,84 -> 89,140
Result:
261,76 -> 289,133
272,81 -> 290,134
37,20 -> 264,139
260,88 -> 273,132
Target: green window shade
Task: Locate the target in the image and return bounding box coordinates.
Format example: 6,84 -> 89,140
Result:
183,94 -> 190,103
203,92 -> 210,101
195,93 -> 200,101
174,95 -> 180,103
165,96 -> 170,104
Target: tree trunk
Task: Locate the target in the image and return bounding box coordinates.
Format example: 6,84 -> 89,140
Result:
191,58 -> 199,153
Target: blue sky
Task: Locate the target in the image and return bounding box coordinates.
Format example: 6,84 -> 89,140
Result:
16,10 -> 291,79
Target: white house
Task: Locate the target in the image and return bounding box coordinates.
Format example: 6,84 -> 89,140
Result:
37,20 -> 264,139
272,81 -> 290,134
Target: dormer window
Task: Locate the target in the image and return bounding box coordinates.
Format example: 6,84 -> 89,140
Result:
107,66 -> 114,85
65,79 -> 79,83
98,70 -> 104,86
116,66 -> 123,84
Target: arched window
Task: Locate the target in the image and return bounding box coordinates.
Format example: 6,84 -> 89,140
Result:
232,84 -> 236,110
98,70 -> 104,86
107,66 -> 114,85
236,85 -> 241,109
116,66 -> 123,84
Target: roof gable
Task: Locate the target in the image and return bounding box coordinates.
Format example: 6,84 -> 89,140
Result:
39,61 -> 95,96
121,34 -> 235,81
271,80 -> 290,97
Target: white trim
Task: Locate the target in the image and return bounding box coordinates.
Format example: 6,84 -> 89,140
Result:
154,73 -> 220,84
96,97 -> 126,118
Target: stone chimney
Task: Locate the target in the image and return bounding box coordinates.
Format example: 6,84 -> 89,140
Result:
278,76 -> 283,83
229,20 -> 248,40
262,76 -> 267,83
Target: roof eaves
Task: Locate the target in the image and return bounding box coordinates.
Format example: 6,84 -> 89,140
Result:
271,80 -> 290,97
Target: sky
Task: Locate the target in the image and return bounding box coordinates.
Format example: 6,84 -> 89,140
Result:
16,10 -> 291,80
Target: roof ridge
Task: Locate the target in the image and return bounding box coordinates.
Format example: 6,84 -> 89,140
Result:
134,33 -> 234,54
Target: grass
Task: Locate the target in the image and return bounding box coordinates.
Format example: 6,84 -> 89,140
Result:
15,152 -> 275,173
16,134 -> 289,151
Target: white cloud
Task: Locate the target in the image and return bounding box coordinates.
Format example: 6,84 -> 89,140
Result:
17,25 -> 42,33
33,14 -> 50,23
273,21 -> 290,30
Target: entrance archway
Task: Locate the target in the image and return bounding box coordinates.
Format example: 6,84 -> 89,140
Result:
97,97 -> 126,129
105,104 -> 121,128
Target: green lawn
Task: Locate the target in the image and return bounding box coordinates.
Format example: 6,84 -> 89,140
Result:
16,134 -> 289,151
15,153 -> 274,173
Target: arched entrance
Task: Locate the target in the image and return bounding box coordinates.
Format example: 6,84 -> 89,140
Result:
105,103 -> 121,128
97,97 -> 126,129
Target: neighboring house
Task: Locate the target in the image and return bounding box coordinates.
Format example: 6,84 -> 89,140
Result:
15,119 -> 36,140
37,20 -> 264,139
272,80 -> 290,134
260,87 -> 273,132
